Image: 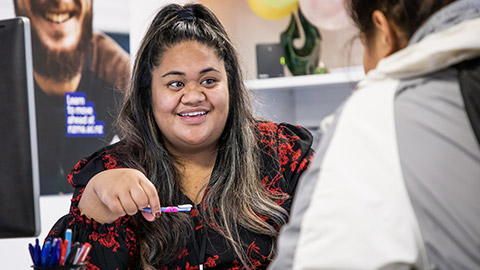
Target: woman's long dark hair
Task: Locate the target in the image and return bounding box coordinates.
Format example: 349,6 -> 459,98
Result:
116,3 -> 288,269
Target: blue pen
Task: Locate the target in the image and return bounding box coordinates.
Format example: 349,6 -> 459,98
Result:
35,238 -> 41,266
65,229 -> 72,260
48,238 -> 59,266
143,204 -> 192,213
55,239 -> 62,265
40,240 -> 51,266
45,240 -> 53,266
28,243 -> 36,266
46,239 -> 53,264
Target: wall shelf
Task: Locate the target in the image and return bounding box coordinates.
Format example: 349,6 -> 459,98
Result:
246,67 -> 364,132
245,67 -> 365,91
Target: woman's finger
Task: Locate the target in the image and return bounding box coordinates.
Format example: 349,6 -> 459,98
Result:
139,178 -> 162,218
129,182 -> 150,210
115,187 -> 140,216
103,196 -> 127,217
141,211 -> 156,222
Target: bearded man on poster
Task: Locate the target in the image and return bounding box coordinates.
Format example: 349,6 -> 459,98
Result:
14,0 -> 130,194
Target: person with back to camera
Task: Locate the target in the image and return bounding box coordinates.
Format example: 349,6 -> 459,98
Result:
269,0 -> 480,269
14,0 -> 130,194
46,3 -> 315,269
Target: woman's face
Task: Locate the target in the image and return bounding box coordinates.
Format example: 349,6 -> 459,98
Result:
151,41 -> 229,154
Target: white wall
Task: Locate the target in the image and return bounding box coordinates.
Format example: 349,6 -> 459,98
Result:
0,0 -> 14,19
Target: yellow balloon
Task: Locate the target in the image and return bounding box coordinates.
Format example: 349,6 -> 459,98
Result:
260,0 -> 298,9
248,0 -> 298,20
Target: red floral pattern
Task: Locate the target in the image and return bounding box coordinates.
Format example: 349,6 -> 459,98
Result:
67,158 -> 88,187
47,122 -> 314,269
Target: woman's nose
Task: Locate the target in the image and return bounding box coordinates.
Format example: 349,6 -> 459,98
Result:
181,84 -> 206,104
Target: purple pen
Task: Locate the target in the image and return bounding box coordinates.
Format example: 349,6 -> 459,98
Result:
142,204 -> 192,213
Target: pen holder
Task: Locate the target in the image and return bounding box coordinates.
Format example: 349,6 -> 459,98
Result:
31,263 -> 87,270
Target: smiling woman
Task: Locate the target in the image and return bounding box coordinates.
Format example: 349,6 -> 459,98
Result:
45,3 -> 315,270
151,41 -> 229,155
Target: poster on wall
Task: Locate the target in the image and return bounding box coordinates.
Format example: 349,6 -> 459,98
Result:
13,0 -> 130,194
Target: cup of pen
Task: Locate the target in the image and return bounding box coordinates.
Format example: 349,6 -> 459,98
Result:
29,230 -> 91,270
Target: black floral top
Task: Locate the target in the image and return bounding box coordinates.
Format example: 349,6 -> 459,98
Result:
47,122 -> 314,270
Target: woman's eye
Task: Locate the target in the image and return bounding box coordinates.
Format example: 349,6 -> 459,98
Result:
201,78 -> 216,86
168,81 -> 184,88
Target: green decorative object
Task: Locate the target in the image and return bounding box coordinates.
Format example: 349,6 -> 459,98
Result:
280,8 -> 322,76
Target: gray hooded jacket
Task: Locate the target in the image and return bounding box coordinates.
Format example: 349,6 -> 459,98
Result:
269,0 -> 480,269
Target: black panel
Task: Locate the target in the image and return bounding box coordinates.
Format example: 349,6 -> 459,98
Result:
0,17 -> 40,238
